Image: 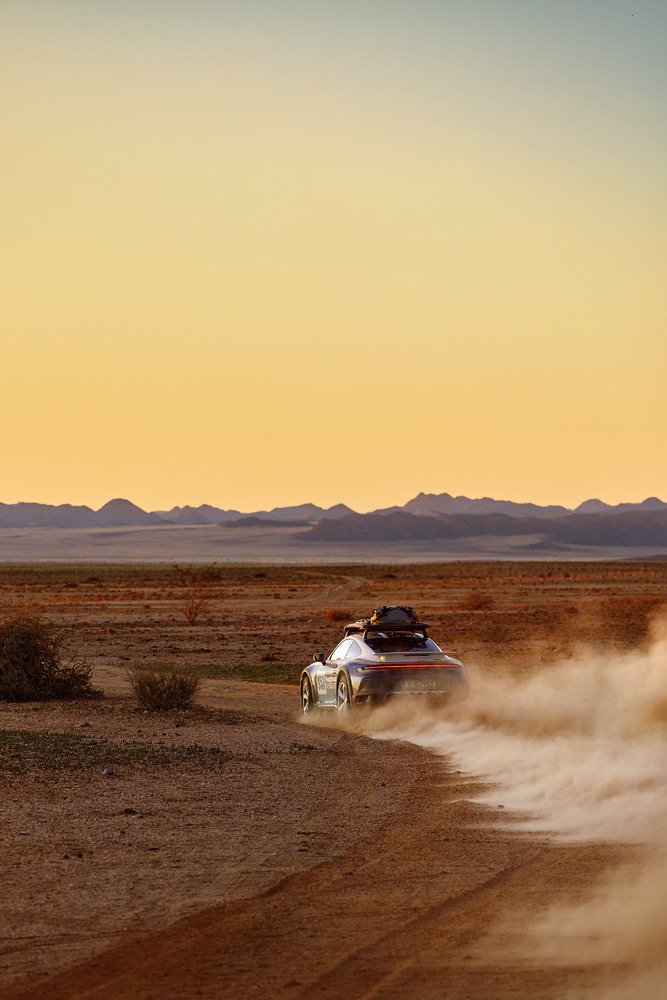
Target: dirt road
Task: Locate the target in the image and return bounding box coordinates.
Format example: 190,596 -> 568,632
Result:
2,680 -> 630,1000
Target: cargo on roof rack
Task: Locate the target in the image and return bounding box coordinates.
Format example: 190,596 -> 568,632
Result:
344,622 -> 430,637
344,605 -> 430,638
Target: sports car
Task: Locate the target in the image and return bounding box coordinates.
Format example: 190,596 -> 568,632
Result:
300,605 -> 468,714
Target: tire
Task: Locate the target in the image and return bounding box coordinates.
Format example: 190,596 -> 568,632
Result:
301,676 -> 315,716
336,674 -> 352,713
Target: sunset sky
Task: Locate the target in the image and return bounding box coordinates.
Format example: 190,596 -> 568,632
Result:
2,1 -> 665,513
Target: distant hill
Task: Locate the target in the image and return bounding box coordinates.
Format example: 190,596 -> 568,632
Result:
546,510 -> 667,545
0,499 -> 161,528
0,494 -> 664,531
303,509 -> 667,548
95,499 -> 162,526
159,504 -> 243,525
241,503 -> 357,522
305,511 -> 540,543
403,492 -> 570,518
573,497 -> 667,515
369,493 -> 666,519
0,502 -> 98,528
156,502 -> 356,524
0,498 -> 358,528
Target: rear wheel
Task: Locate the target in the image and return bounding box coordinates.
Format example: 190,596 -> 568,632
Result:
301,676 -> 315,715
336,675 -> 352,713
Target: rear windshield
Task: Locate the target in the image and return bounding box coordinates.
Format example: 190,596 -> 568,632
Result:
365,632 -> 441,654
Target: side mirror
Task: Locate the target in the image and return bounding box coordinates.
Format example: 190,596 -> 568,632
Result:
313,653 -> 326,662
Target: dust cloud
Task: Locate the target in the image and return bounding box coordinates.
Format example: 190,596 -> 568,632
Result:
359,615 -> 667,997
528,856 -> 667,1000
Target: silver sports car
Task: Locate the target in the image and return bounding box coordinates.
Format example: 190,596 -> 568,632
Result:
300,605 -> 468,714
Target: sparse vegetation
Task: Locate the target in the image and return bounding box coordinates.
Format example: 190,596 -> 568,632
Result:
0,611 -> 99,702
326,608 -> 352,622
182,575 -> 212,624
127,663 -> 201,710
0,560 -> 665,588
0,562 -> 665,689
0,728 -> 231,773
172,563 -> 223,585
459,590 -> 494,611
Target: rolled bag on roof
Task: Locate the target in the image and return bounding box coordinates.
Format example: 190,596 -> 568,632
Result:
370,605 -> 418,625
344,606 -> 430,637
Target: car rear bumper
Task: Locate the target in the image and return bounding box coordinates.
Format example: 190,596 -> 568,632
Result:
354,669 -> 468,704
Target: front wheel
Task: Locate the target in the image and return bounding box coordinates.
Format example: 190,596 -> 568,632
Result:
336,675 -> 352,713
301,676 -> 315,716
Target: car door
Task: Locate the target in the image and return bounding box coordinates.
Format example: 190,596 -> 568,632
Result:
314,639 -> 353,706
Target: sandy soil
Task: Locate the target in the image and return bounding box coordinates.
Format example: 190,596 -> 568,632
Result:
1,563 -> 665,999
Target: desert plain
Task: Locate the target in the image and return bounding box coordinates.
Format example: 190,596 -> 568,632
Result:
1,560 -> 666,1000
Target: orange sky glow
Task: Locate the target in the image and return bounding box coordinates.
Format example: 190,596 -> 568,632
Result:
2,1 -> 665,513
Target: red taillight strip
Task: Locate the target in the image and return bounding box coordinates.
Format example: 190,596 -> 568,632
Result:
361,662 -> 460,670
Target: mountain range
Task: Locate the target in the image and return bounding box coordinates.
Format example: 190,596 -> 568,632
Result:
303,508 -> 667,548
0,493 -> 664,528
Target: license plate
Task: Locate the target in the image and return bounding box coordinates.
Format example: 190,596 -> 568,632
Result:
399,679 -> 439,692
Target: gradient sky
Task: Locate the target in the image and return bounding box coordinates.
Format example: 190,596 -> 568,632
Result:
2,1 -> 665,512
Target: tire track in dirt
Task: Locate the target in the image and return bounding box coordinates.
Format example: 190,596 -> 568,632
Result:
293,853 -> 549,1000
294,841 -> 629,1000
1,740 -> 625,1000
313,574 -> 366,607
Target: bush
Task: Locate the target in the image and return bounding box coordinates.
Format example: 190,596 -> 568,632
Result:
326,608 -> 352,622
127,663 -> 201,711
459,590 -> 494,611
182,577 -> 212,624
0,611 -> 99,701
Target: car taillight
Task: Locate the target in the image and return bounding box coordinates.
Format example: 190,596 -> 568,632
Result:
362,662 -> 458,670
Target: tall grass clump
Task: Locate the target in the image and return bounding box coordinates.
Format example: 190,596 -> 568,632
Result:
128,663 -> 201,711
0,611 -> 99,701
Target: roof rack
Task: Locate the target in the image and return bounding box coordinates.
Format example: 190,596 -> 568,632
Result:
345,622 -> 430,641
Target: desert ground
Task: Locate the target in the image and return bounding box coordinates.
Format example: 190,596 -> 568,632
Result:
1,561 -> 666,999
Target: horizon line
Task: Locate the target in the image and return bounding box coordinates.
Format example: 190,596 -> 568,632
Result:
2,493 -> 665,517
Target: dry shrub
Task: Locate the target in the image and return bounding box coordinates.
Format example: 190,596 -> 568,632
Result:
182,577 -> 211,625
459,590 -> 494,611
127,663 -> 201,711
0,611 -> 99,701
326,608 -> 352,622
